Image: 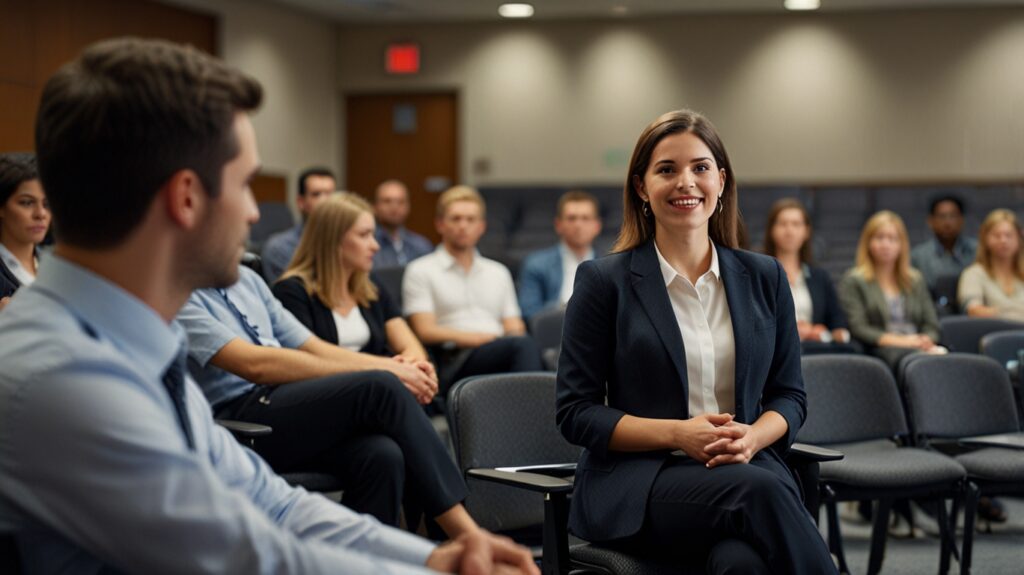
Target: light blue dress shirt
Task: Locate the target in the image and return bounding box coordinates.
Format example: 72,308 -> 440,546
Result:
177,265 -> 313,410
0,256 -> 436,574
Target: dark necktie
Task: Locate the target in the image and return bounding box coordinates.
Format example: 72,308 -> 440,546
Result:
162,347 -> 195,450
218,288 -> 262,344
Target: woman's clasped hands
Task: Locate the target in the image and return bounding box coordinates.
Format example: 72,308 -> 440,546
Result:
673,413 -> 761,469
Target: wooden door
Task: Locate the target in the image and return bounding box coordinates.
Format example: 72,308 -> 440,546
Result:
345,93 -> 458,244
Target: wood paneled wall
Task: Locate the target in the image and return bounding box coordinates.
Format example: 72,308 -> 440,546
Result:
0,0 -> 217,153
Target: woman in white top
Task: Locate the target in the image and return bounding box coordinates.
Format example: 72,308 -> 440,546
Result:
273,193 -> 433,384
0,153 -> 51,310
958,209 -> 1024,322
762,198 -> 851,348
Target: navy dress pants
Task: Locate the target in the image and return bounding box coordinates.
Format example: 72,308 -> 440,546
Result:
614,450 -> 837,575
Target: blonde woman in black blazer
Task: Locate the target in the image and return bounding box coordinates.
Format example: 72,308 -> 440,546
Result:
556,110 -> 835,574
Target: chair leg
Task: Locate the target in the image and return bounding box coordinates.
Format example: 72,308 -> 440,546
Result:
961,483 -> 979,575
542,492 -> 570,575
868,499 -> 892,575
936,497 -> 951,575
824,487 -> 850,575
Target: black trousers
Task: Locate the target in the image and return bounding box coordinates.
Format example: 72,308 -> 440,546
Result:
440,335 -> 544,393
614,451 -> 837,575
218,370 -> 466,528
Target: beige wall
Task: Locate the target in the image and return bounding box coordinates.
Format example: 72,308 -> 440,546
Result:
166,0 -> 339,208
337,9 -> 1024,186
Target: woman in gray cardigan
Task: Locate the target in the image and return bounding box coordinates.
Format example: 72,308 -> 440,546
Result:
839,211 -> 945,369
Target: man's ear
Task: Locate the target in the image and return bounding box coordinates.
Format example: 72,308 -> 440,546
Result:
164,169 -> 205,230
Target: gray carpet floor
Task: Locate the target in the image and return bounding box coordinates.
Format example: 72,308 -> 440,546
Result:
828,497 -> 1024,574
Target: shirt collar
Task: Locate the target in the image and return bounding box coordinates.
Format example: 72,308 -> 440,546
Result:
32,255 -> 184,378
435,244 -> 480,271
654,239 -> 721,287
559,242 -> 594,263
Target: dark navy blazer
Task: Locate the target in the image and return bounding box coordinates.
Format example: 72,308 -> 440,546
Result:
0,258 -> 20,300
555,240 -> 807,542
804,264 -> 848,330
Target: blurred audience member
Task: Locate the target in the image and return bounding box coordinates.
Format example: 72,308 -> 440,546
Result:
958,208 -> 1024,321
261,167 -> 335,281
762,199 -> 852,352
373,179 -> 433,268
518,190 -> 602,321
0,153 -> 51,310
911,195 -> 977,292
275,193 -> 432,368
404,185 -> 543,389
840,211 -> 945,369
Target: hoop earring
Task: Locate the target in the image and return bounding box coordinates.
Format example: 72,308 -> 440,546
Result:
717,196 -> 724,214
642,201 -> 650,217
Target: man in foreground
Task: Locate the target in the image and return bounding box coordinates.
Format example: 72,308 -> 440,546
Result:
0,37 -> 535,575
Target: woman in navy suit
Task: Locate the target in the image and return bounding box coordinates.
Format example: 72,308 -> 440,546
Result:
556,110 -> 835,574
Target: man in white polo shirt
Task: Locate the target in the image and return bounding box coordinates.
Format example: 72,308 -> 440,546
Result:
404,186 -> 543,391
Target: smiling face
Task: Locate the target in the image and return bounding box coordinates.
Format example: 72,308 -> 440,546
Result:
633,131 -> 725,239
0,179 -> 50,247
339,211 -> 380,273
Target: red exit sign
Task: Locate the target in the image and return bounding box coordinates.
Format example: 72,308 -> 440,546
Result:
386,43 -> 420,74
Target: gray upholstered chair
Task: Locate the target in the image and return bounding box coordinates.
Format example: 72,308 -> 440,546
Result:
529,307 -> 565,371
939,316 -> 1024,353
799,354 -> 967,575
901,353 -> 1024,574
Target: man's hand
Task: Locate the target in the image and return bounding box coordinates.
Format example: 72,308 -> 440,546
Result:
426,529 -> 539,575
0,296 -> 10,312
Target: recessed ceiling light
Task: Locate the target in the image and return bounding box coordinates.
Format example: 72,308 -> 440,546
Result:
498,3 -> 534,18
612,5 -> 629,15
784,0 -> 821,10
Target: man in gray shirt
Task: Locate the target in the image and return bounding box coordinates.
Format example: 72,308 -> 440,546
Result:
910,195 -> 978,293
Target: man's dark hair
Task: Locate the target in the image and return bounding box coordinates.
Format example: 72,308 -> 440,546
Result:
0,153 -> 39,206
35,37 -> 262,248
297,167 -> 335,196
929,194 -> 966,216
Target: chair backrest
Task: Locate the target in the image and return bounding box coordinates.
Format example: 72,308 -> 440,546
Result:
798,354 -> 909,445
529,307 -> 565,354
372,266 -> 405,310
447,372 -> 581,533
249,201 -> 295,246
902,353 -> 1020,439
979,329 -> 1024,368
939,316 -> 1024,353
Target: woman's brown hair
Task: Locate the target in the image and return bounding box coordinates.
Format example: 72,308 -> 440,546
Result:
613,109 -> 739,252
975,208 -> 1024,282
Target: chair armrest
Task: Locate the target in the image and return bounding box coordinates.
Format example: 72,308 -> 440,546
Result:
466,468 -> 574,494
216,419 -> 273,438
789,442 -> 844,462
958,432 -> 1024,450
